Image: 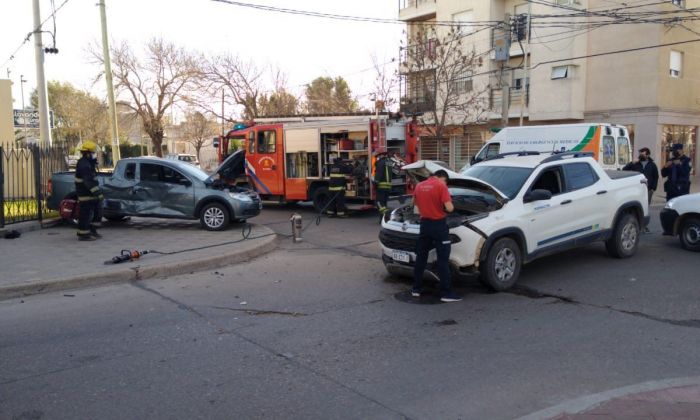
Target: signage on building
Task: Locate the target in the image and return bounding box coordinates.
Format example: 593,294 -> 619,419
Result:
493,32 -> 511,62
13,109 -> 55,129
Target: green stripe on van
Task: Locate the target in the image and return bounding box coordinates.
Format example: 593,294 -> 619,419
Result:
572,126 -> 596,151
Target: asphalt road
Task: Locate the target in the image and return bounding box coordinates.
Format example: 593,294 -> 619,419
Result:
2,203 -> 699,420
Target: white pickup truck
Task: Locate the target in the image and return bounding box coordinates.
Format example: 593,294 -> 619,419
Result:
380,151 -> 650,291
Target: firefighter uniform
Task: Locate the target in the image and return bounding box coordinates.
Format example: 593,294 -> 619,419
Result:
374,154 -> 392,215
75,141 -> 102,241
328,159 -> 351,217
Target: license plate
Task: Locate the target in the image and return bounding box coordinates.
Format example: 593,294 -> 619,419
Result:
391,250 -> 410,263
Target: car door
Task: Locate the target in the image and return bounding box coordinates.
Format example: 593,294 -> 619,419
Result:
521,165 -> 578,252
102,162 -> 139,215
136,162 -> 194,217
561,162 -> 608,239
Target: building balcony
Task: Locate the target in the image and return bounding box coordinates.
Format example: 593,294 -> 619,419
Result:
400,96 -> 435,115
398,0 -> 436,21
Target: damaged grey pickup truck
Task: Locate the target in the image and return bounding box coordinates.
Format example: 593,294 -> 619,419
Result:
46,157 -> 261,231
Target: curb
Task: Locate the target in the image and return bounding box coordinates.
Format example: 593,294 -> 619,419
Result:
0,231 -> 277,300
517,376 -> 700,420
1,218 -> 62,236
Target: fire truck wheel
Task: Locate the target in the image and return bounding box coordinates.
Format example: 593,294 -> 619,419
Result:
200,202 -> 230,231
312,187 -> 331,213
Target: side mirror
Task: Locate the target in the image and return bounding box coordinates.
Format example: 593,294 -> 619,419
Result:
524,189 -> 552,203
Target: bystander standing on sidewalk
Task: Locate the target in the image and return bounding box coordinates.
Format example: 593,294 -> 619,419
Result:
661,143 -> 692,201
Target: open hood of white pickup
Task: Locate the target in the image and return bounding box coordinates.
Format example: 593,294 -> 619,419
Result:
402,160 -> 508,204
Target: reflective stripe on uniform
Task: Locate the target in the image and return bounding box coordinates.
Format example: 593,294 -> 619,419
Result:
330,174 -> 345,178
90,186 -> 100,193
329,187 -> 343,191
77,230 -> 91,235
75,178 -> 84,183
78,196 -> 98,201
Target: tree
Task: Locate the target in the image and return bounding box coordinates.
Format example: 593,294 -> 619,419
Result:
30,81 -> 109,147
304,77 -> 358,114
101,38 -> 202,157
401,25 -> 488,141
371,54 -> 399,112
258,89 -> 299,116
204,55 -> 264,120
181,110 -> 217,161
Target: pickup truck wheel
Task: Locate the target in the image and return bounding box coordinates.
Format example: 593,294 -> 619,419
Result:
200,202 -> 229,231
679,217 -> 700,252
312,187 -> 331,213
605,213 -> 639,258
480,237 -> 522,292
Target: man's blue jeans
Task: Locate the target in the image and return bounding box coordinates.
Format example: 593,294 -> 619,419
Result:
413,218 -> 452,295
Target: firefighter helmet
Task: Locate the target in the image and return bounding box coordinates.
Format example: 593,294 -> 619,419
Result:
80,140 -> 97,153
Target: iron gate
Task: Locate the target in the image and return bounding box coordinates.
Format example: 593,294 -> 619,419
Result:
1,142 -> 68,227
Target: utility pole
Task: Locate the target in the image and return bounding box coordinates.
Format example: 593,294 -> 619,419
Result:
99,0 -> 120,163
518,2 -> 532,127
500,13 -> 511,128
32,0 -> 52,146
20,75 -> 28,140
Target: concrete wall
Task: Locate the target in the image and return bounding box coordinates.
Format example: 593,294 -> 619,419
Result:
0,79 -> 14,142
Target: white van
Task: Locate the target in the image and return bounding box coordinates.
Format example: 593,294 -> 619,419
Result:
467,123 -> 633,170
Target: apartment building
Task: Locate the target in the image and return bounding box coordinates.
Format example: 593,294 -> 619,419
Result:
399,0 -> 700,172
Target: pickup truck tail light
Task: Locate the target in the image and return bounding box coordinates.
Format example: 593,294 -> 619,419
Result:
47,179 -> 52,194
640,179 -> 648,185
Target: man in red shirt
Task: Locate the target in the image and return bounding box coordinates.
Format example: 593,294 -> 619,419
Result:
412,169 -> 461,302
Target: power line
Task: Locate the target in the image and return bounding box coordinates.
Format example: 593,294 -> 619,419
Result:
1,0 -> 72,69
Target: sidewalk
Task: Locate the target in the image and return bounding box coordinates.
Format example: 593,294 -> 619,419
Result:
0,218 -> 277,300
520,377 -> 700,420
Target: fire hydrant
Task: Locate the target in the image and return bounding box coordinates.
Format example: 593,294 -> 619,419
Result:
290,213 -> 303,243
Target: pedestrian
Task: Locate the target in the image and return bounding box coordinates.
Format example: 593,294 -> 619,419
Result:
373,151 -> 392,216
622,146 -> 659,230
327,158 -> 351,218
661,143 -> 692,201
75,141 -> 103,241
411,169 -> 461,303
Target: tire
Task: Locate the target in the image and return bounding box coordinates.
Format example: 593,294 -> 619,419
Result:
200,202 -> 230,231
605,213 -> 640,258
480,237 -> 522,292
312,187 -> 331,213
679,217 -> 700,252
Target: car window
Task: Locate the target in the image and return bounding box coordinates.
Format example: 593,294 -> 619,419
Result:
124,163 -> 136,180
140,163 -> 188,184
257,130 -> 276,154
530,167 -> 564,196
602,135 -> 616,165
462,165 -> 533,199
617,137 -> 631,166
248,132 -> 255,154
563,162 -> 599,191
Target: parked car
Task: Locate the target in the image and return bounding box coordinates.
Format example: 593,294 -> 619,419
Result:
379,152 -> 650,291
166,153 -> 200,168
660,192 -> 700,252
47,157 -> 261,230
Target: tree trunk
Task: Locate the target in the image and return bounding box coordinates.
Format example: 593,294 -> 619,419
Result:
151,134 -> 164,157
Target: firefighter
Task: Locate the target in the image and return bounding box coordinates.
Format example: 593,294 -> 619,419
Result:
327,158 -> 351,217
75,141 -> 103,241
373,151 -> 392,215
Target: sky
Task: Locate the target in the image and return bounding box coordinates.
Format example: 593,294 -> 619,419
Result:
1,0 -> 404,115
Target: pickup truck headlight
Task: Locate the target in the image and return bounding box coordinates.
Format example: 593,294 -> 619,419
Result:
665,199 -> 676,209
229,192 -> 253,202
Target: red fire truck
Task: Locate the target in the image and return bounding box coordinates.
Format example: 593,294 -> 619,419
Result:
214,114 -> 419,211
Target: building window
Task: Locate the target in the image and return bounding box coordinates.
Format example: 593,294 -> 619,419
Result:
427,38 -> 438,60
551,65 -> 574,79
452,10 -> 474,35
670,50 -> 683,78
455,71 -> 473,94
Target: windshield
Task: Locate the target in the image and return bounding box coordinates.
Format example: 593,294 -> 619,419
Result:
173,161 -> 209,181
461,166 -> 533,199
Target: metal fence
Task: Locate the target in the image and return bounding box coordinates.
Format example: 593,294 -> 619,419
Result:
1,142 -> 68,227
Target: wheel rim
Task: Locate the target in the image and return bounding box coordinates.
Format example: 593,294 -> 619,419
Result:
621,222 -> 638,251
204,207 -> 225,228
494,248 -> 516,283
684,224 -> 700,245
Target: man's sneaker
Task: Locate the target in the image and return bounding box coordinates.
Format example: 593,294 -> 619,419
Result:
440,292 -> 462,303
411,288 -> 422,297
78,235 -> 97,241
90,231 -> 103,239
